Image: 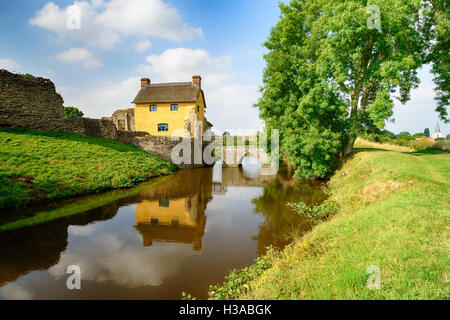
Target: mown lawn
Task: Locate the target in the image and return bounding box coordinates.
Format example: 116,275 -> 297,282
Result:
210,143 -> 449,299
0,127 -> 175,209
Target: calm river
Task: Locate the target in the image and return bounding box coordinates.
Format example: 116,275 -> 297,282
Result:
0,164 -> 325,299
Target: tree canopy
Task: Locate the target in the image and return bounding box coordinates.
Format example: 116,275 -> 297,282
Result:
64,106 -> 84,120
256,0 -> 448,178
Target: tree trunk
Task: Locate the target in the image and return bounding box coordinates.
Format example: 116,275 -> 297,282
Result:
344,137 -> 356,156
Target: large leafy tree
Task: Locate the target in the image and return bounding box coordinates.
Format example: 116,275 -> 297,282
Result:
257,0 -> 439,178
425,0 -> 449,122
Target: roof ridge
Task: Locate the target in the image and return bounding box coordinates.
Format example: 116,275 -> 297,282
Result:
149,82 -> 192,87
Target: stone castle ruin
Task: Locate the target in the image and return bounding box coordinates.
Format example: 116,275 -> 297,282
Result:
0,70 -> 66,131
0,69 -> 206,168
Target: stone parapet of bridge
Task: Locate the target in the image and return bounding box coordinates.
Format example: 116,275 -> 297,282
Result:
220,146 -> 269,167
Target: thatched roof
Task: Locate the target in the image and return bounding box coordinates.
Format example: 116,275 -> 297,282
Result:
133,82 -> 205,106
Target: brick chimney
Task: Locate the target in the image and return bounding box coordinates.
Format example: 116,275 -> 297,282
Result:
192,75 -> 201,88
141,78 -> 150,88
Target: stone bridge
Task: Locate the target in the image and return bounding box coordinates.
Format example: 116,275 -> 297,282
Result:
220,146 -> 269,167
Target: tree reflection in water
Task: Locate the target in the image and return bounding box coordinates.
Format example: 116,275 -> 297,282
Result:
251,170 -> 326,255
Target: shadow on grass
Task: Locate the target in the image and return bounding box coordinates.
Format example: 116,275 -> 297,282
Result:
410,148 -> 449,156
353,147 -> 389,153
0,127 -> 144,155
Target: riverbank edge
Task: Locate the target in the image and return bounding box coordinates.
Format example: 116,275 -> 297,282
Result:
0,127 -> 177,212
208,145 -> 449,299
0,175 -> 174,232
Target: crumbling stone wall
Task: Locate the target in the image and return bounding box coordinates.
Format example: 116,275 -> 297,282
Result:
133,135 -> 184,163
116,130 -> 148,144
102,108 -> 135,131
0,69 -> 66,131
64,118 -> 119,140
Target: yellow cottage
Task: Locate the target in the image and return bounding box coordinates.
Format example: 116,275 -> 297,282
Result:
132,75 -> 212,137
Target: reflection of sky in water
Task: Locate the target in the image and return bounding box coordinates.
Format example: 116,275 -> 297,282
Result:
0,167 -> 324,299
0,283 -> 34,300
51,205 -> 198,288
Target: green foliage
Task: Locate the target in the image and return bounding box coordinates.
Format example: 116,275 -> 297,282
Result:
424,0 -> 449,122
424,128 -> 430,138
256,0 -> 441,178
181,292 -> 196,300
288,199 -> 339,221
64,106 -> 84,120
208,247 -> 278,300
0,127 -> 175,209
396,131 -> 414,140
412,133 -> 426,138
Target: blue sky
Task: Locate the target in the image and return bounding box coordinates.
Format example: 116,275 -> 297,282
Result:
0,0 -> 447,136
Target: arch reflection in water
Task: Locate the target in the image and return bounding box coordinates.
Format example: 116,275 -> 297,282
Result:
241,156 -> 261,179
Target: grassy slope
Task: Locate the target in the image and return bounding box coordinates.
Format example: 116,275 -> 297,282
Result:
216,144 -> 449,299
0,128 -> 175,209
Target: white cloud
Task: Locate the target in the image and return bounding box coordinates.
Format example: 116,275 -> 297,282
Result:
58,76 -> 140,117
135,39 -> 152,52
0,58 -> 21,71
144,48 -> 232,81
98,0 -> 203,41
55,47 -> 102,68
30,0 -> 203,50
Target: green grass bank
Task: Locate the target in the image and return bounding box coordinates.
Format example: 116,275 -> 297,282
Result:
0,127 -> 175,210
209,144 -> 449,300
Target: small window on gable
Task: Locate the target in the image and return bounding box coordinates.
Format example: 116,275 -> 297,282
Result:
150,105 -> 157,112
171,104 -> 178,111
197,105 -> 200,113
158,123 -> 168,132
159,200 -> 169,207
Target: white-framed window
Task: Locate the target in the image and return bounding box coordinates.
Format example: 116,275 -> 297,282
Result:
150,105 -> 157,112
171,104 -> 178,111
158,123 -> 169,132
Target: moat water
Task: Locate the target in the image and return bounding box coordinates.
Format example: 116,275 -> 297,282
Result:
0,163 -> 325,300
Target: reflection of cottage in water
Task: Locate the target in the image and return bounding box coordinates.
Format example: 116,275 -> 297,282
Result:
136,196 -> 207,250
134,169 -> 212,250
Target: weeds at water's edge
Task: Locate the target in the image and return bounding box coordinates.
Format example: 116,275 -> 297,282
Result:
288,199 -> 339,222
208,246 -> 279,300
181,292 -> 197,300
